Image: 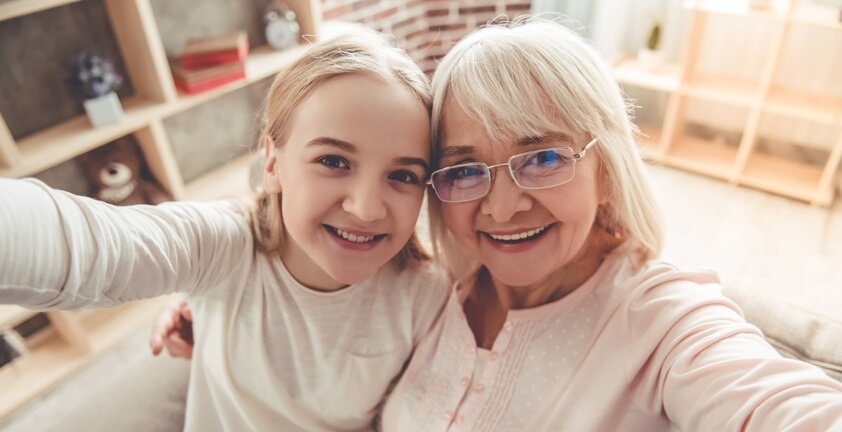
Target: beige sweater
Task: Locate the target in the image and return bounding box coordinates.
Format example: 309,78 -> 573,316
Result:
0,179 -> 449,431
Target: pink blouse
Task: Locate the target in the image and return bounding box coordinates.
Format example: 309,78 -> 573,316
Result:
381,249 -> 842,431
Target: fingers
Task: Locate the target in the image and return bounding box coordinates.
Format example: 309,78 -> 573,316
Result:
149,299 -> 188,356
165,332 -> 193,359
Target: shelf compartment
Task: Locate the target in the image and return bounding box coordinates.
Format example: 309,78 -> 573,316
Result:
0,306 -> 36,330
792,3 -> 842,30
686,0 -> 788,21
0,45 -> 309,179
739,151 -> 829,205
613,58 -> 680,92
164,44 -> 309,117
662,134 -> 739,180
0,0 -> 82,22
765,87 -> 842,126
0,297 -> 170,419
681,74 -> 759,107
0,97 -> 162,178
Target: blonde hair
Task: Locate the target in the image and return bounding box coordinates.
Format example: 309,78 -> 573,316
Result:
250,27 -> 431,269
428,17 -> 663,272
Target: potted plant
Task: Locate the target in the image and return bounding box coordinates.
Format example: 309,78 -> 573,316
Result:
69,52 -> 125,128
638,19 -> 663,70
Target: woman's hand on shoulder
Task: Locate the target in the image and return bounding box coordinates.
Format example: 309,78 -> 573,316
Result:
149,298 -> 194,359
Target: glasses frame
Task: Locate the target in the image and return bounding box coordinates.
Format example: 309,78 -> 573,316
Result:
427,137 -> 599,203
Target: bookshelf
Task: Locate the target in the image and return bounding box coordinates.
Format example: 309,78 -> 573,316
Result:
614,0 -> 842,206
0,0 -> 321,419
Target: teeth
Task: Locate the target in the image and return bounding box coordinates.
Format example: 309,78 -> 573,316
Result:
335,228 -> 376,243
488,225 -> 549,242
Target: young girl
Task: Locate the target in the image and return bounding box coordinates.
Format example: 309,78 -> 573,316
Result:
0,28 -> 449,432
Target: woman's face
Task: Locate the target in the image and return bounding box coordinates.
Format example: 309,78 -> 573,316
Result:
438,104 -> 605,288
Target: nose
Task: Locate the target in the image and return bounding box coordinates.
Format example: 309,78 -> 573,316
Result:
480,169 -> 532,223
342,178 -> 387,222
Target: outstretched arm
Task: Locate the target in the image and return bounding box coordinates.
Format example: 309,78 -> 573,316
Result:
0,178 -> 251,309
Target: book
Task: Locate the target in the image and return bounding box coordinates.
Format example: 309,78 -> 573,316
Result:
171,61 -> 245,85
180,31 -> 249,69
173,68 -> 246,94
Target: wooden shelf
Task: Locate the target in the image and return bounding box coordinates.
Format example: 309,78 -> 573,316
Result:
166,44 -> 310,116
0,97 -> 162,178
686,0 -> 788,21
765,86 -> 842,126
682,74 -> 759,107
0,0 -> 82,22
792,3 -> 842,30
739,151 -> 829,204
0,306 -> 36,330
663,135 -> 738,180
0,297 -> 171,419
613,58 -> 680,92
0,45 -> 309,179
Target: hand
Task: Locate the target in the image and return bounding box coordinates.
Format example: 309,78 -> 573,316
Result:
149,299 -> 194,359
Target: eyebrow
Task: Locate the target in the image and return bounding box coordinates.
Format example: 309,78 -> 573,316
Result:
518,133 -> 575,147
308,137 -> 428,171
307,137 -> 357,153
439,132 -> 576,158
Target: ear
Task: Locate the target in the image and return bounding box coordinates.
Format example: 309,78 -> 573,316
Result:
262,135 -> 283,194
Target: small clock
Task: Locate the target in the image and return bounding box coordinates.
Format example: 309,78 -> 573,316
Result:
264,1 -> 300,51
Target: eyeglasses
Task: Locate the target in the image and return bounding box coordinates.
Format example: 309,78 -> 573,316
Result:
427,137 -> 598,203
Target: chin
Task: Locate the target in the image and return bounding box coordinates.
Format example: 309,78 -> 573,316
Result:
484,263 -> 550,288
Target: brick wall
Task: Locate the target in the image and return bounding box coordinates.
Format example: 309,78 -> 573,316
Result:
320,0 -> 531,73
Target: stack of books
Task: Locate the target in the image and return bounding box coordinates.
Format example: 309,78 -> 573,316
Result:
172,31 -> 249,94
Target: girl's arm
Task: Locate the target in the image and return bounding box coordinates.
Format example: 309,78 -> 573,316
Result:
0,178 -> 251,309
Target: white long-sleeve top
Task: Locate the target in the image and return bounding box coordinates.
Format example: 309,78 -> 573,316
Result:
0,179 -> 450,431
381,246 -> 842,431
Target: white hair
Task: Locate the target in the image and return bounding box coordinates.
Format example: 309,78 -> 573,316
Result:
427,16 -> 663,272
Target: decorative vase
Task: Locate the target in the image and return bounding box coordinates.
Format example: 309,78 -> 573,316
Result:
83,91 -> 124,128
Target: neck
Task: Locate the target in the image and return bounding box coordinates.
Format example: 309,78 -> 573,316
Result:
280,240 -> 348,292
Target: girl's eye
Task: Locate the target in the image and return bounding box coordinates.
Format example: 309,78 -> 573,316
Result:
317,155 -> 349,169
389,170 -> 421,184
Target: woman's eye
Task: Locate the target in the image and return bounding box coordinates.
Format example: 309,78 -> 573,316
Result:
317,155 -> 349,169
389,170 -> 421,184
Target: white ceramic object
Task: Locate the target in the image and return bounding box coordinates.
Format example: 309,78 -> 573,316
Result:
83,91 -> 124,128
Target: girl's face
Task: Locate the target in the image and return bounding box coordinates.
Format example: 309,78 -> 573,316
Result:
264,73 -> 430,290
438,104 -> 606,288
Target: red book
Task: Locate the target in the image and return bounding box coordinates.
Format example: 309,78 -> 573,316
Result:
174,69 -> 246,94
172,61 -> 245,84
180,31 -> 249,70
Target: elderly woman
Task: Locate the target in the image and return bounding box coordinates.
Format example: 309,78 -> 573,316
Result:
376,18 -> 842,431
154,18 -> 842,431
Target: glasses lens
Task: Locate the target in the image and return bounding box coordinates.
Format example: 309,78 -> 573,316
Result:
510,148 -> 576,188
431,163 -> 490,202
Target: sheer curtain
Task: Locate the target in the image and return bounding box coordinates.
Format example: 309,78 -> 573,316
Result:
531,0 -> 684,61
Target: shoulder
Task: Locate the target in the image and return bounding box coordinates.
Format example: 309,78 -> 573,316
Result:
376,260 -> 452,308
608,256 -> 747,339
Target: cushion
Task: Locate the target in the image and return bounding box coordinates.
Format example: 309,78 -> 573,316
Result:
722,283 -> 842,382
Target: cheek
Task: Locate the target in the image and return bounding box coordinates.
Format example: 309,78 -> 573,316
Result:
391,189 -> 425,231
441,203 -> 476,238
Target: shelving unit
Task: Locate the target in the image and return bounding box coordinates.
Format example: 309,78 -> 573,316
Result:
0,0 -> 321,420
614,0 -> 842,206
